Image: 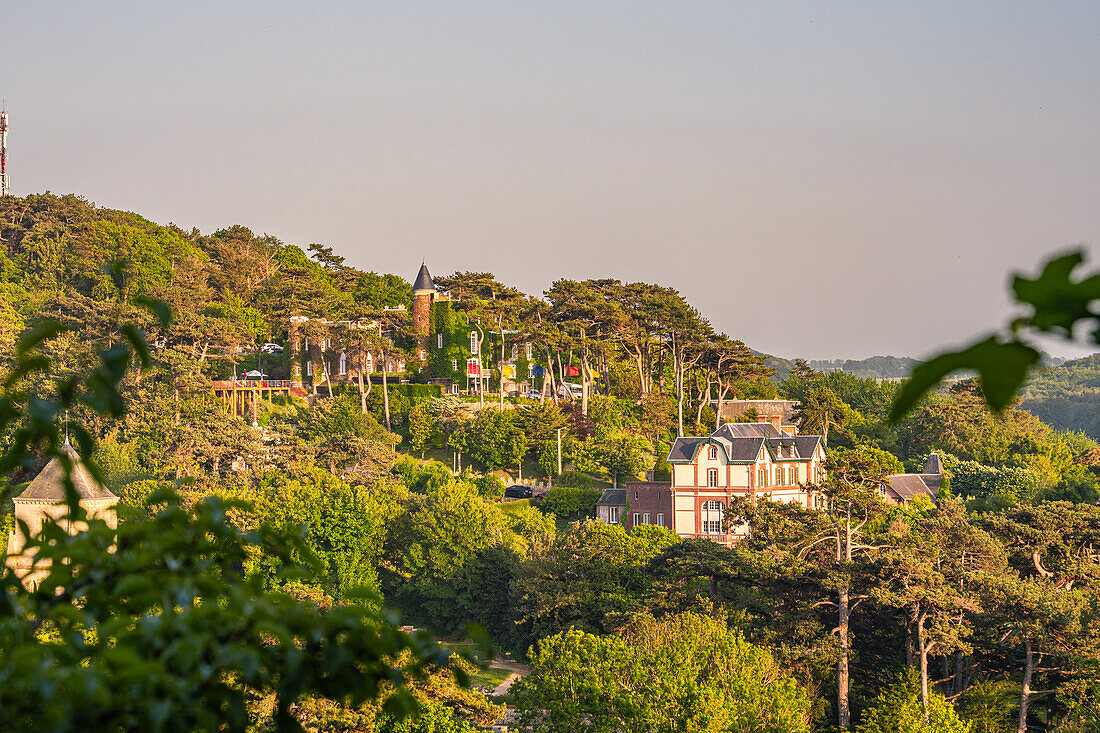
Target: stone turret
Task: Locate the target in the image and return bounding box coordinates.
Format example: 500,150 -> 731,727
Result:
5,442 -> 118,587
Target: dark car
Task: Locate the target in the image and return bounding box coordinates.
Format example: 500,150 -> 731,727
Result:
503,485 -> 533,499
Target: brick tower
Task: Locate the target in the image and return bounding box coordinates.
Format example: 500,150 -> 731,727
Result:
412,262 -> 436,366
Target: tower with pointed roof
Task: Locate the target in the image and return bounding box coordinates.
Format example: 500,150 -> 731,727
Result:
5,442 -> 118,586
411,262 -> 436,367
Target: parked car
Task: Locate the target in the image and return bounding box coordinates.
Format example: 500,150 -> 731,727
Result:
526,389 -> 541,399
557,383 -> 583,399
503,485 -> 533,499
261,343 -> 284,354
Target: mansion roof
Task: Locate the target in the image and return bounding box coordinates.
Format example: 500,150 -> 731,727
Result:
668,423 -> 823,464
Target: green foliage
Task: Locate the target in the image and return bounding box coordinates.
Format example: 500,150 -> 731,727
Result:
540,485 -> 603,522
956,680 -> 1017,733
510,520 -> 679,650
856,670 -> 971,733
513,612 -> 812,733
383,480 -> 508,632
449,409 -> 526,471
253,468 -> 396,599
0,304 -> 450,732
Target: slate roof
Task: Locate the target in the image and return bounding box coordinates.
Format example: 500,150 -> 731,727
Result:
667,423 -> 823,464
17,443 -> 116,501
412,263 -> 435,292
884,453 -> 943,504
595,488 -> 627,507
714,422 -> 786,440
886,474 -> 936,503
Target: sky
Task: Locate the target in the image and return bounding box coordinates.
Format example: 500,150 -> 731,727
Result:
5,2 -> 1100,361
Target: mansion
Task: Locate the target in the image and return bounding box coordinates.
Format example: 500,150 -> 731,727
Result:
667,421 -> 826,545
597,418 -> 826,547
596,418 -> 944,545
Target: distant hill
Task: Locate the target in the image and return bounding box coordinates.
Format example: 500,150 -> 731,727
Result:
807,356 -> 918,380
1018,354 -> 1100,439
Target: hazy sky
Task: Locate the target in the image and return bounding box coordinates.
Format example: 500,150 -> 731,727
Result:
6,2 -> 1100,360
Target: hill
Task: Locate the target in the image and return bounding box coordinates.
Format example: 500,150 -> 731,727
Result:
1018,354 -> 1100,439
807,356 -> 918,380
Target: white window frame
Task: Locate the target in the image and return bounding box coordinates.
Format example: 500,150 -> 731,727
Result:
701,500 -> 724,535
609,506 -> 619,524
656,513 -> 665,527
437,333 -> 443,349
643,512 -> 650,525
470,331 -> 479,353
633,512 -> 640,527
707,468 -> 719,488
708,445 -> 717,460
338,351 -> 347,375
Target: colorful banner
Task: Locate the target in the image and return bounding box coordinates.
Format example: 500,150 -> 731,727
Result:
466,358 -> 481,377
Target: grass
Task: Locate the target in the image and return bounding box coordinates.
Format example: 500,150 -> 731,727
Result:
440,641 -> 516,691
469,666 -> 513,690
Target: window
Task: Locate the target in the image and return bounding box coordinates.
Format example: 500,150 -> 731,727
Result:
775,466 -> 782,485
633,513 -> 640,527
452,358 -> 459,370
701,500 -> 724,534
708,445 -> 717,460
525,343 -> 532,360
470,331 -> 479,353
338,351 -> 347,375
437,333 -> 443,348
306,361 -> 312,376
707,468 -> 719,488
656,513 -> 665,527
643,513 -> 650,525
793,465 -> 801,484
815,465 -> 823,484
635,491 -> 639,500
758,468 -> 766,488
609,507 -> 619,524
511,344 -> 518,360
365,353 -> 373,372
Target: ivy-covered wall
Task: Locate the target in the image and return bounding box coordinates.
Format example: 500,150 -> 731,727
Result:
428,301 -> 475,381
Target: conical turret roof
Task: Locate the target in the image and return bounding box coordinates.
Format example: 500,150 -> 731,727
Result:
17,443 -> 116,501
412,262 -> 435,292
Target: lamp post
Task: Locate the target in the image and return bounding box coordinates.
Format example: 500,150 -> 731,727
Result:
557,427 -> 563,476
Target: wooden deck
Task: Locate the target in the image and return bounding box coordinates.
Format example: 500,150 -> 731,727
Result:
211,380 -> 309,418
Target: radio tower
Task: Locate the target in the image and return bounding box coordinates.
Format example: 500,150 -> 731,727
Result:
0,106 -> 9,197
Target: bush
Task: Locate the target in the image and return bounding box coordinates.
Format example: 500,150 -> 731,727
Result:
956,680 -> 1017,733
856,670 -> 971,733
540,486 -> 602,522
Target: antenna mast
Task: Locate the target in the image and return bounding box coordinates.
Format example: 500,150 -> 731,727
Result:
0,106 -> 8,196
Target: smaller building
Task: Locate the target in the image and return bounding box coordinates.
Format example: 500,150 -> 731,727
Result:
5,442 -> 118,587
882,454 -> 944,506
713,400 -> 800,433
595,481 -> 673,530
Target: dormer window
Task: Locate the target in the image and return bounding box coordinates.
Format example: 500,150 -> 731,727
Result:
708,446 -> 717,460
